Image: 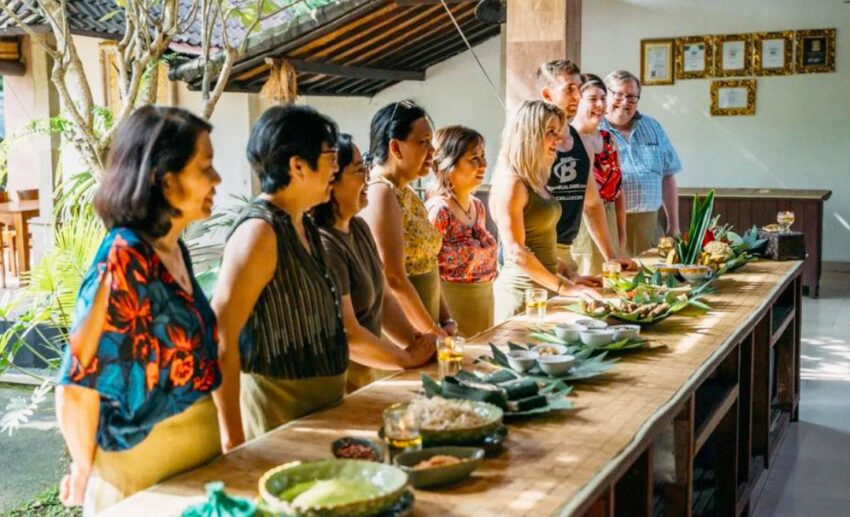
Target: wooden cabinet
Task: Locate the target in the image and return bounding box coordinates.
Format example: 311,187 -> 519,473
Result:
677,188 -> 831,297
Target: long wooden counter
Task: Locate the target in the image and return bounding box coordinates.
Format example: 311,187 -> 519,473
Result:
106,260 -> 803,517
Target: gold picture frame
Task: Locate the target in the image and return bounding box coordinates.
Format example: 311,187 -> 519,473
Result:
641,38 -> 675,86
795,28 -> 836,74
753,31 -> 794,76
714,34 -> 753,77
711,79 -> 756,116
676,35 -> 713,79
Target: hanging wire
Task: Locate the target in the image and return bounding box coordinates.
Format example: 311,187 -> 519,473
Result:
439,0 -> 506,110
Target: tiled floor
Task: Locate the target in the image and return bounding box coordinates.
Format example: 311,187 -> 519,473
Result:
752,271 -> 850,517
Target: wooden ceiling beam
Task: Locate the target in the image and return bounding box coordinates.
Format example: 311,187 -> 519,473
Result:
289,58 -> 424,81
344,3 -> 470,66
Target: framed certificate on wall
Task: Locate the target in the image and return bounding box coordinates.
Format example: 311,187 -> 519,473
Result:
711,79 -> 756,116
796,28 -> 836,74
676,35 -> 713,79
714,34 -> 753,77
754,31 -> 794,75
641,38 -> 675,85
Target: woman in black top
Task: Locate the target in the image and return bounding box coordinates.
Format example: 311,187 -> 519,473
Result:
313,134 -> 435,391
212,105 -> 347,450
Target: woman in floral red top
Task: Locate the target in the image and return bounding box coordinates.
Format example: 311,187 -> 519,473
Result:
571,73 -> 628,274
426,126 -> 497,336
55,107 -> 222,514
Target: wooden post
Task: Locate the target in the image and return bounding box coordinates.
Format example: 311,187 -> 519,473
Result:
505,0 -> 581,111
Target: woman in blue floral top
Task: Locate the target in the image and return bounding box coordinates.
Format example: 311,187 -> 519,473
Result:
55,106 -> 222,514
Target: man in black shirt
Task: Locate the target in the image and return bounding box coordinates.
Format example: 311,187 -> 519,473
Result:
537,60 -> 634,279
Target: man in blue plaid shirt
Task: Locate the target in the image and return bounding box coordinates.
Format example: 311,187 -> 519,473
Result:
600,70 -> 681,256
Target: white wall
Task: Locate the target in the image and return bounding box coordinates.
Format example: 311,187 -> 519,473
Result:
299,36 -> 506,177
582,0 -> 850,261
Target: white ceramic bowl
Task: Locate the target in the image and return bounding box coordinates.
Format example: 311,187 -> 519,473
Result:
652,263 -> 681,276
610,324 -> 641,341
506,350 -> 539,372
580,329 -> 615,347
554,324 -> 585,342
679,265 -> 713,283
531,344 -> 568,357
575,318 -> 609,330
537,354 -> 577,376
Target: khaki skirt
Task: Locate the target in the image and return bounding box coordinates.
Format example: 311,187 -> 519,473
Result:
85,396 -> 220,516
441,280 -> 494,337
240,371 -> 346,441
408,269 -> 441,323
572,202 -> 620,276
493,262 -> 553,325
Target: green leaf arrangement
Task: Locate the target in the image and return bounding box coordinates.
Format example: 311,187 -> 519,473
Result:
421,373 -> 574,417
675,190 -> 716,265
477,342 -> 618,383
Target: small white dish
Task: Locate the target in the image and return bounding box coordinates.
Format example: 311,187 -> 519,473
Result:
610,324 -> 641,341
531,344 -> 568,357
506,350 -> 539,372
537,354 -> 577,376
679,265 -> 713,283
554,323 -> 585,342
575,318 -> 609,330
580,329 -> 615,347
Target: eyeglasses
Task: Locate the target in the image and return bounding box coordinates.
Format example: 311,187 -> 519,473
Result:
610,90 -> 640,103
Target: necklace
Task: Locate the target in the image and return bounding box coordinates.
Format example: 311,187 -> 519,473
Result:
451,195 -> 475,220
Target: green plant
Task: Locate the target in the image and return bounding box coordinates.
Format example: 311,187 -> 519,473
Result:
674,190 -> 716,265
2,486 -> 82,517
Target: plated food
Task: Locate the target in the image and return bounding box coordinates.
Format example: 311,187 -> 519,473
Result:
394,447 -> 485,489
331,437 -> 383,463
259,460 -> 407,517
404,397 -> 504,444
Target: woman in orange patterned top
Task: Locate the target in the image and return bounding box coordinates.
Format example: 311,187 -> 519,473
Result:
426,126 -> 497,336
55,107 -> 222,514
361,101 -> 456,337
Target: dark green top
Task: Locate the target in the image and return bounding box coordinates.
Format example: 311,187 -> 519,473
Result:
228,199 -> 348,379
319,217 -> 385,337
522,187 -> 562,273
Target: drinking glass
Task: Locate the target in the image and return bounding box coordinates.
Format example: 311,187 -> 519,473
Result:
777,211 -> 795,233
383,403 -> 422,459
602,260 -> 622,293
437,336 -> 465,380
525,288 -> 548,322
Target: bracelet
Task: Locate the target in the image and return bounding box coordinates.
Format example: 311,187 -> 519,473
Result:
440,318 -> 457,327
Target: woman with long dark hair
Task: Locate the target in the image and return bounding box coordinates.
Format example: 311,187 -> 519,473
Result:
56,106 -> 222,514
360,101 -> 456,338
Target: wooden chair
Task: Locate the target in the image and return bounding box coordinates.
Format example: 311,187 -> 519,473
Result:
14,189 -> 39,201
0,192 -> 14,287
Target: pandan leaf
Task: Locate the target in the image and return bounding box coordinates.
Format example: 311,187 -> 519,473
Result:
529,332 -> 568,344
421,374 -> 442,397
488,343 -> 510,367
507,341 -> 529,351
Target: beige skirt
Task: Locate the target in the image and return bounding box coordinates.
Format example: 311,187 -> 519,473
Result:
408,269 -> 441,323
572,202 -> 620,276
85,396 -> 221,516
493,262 -> 553,324
441,280 -> 494,337
240,371 -> 346,441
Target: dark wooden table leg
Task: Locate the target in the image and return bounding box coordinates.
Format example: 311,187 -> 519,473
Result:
13,212 -> 29,273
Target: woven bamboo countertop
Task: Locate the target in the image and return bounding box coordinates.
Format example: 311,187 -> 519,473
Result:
103,260 -> 802,517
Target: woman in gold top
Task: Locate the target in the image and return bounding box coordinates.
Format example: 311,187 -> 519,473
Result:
361,101 -> 456,337
490,100 -> 601,323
